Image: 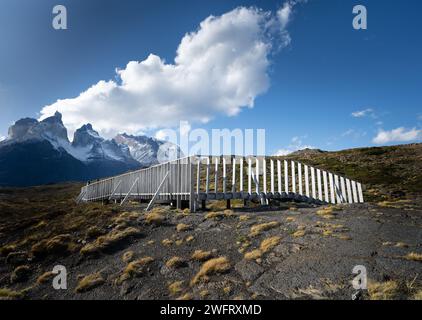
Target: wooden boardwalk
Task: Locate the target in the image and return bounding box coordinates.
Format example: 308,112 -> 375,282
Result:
77,155 -> 364,212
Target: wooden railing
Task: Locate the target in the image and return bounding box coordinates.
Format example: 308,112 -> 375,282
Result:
78,155 -> 364,211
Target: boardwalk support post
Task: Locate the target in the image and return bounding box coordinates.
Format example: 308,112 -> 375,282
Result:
120,178 -> 139,206
145,171 -> 170,211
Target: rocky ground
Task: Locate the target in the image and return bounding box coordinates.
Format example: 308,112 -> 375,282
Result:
0,184 -> 421,300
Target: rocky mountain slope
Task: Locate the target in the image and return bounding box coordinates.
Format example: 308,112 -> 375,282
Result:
0,113 -> 182,187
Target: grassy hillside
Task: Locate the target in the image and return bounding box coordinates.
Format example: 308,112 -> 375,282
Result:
280,143 -> 422,202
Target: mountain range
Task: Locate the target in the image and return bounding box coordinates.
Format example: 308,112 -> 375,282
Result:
0,112 -> 183,187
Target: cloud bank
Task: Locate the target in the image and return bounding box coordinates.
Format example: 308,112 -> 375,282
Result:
39,4 -> 298,139
372,127 -> 421,144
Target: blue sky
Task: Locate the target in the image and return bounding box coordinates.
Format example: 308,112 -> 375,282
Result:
0,0 -> 421,155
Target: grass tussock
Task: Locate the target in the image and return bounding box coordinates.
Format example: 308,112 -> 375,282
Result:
239,215 -> 250,221
316,206 -> 340,219
260,236 -> 281,253
286,217 -> 296,223
86,226 -> 105,238
145,211 -> 165,225
0,288 -> 25,300
165,256 -> 185,268
191,257 -> 230,285
10,265 -> 31,283
177,292 -> 193,300
205,212 -> 224,220
80,227 -> 140,255
75,272 -> 105,293
244,236 -> 281,260
185,235 -> 194,242
176,223 -> 191,232
31,234 -> 74,258
292,230 -> 306,238
168,281 -> 184,296
0,244 -> 17,256
368,280 -> 399,300
162,239 -> 173,246
122,250 -> 134,263
249,221 -> 279,237
118,257 -> 154,283
36,271 -> 55,285
403,252 -> 422,262
191,250 -> 212,261
413,290 -> 422,300
244,249 -> 262,260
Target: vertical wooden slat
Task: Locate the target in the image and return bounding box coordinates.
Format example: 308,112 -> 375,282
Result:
223,156 -> 227,194
291,161 -> 296,193
232,157 -> 236,193
239,157 -> 244,192
340,177 -> 347,203
346,178 -> 353,204
263,158 -> 267,194
214,157 -> 219,193
317,169 -> 322,201
323,171 -> 329,203
351,180 -> 358,203
205,157 -> 210,194
277,160 -> 281,193
247,158 -> 252,194
357,182 -> 364,203
305,165 -> 310,197
196,157 -> 201,195
311,167 -> 316,199
255,157 -> 260,193
270,159 -> 275,194
329,173 -> 335,204
334,175 -> 341,203
298,162 -> 303,195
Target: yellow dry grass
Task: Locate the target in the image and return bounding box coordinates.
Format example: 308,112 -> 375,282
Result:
286,217 -> 295,222
176,293 -> 192,300
162,239 -> 173,246
80,227 -> 140,255
0,288 -> 25,299
165,256 -> 185,268
292,230 -> 305,238
205,212 -> 224,220
413,289 -> 422,300
36,271 -> 55,285
168,281 -> 184,296
145,211 -> 165,225
368,280 -> 399,300
260,236 -> 281,253
75,272 -> 105,293
176,223 -> 191,232
31,234 -> 73,257
118,257 -> 154,283
122,250 -> 134,263
185,235 -> 194,242
249,221 -> 279,237
403,252 -> 422,262
191,257 -> 230,285
239,215 -> 250,221
191,250 -> 212,261
244,249 -> 262,260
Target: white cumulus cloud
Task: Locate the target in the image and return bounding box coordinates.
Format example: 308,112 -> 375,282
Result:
39,4 -> 299,139
372,127 -> 421,144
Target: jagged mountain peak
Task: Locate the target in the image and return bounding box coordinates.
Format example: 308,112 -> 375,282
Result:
72,123 -> 103,148
114,133 -> 183,166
